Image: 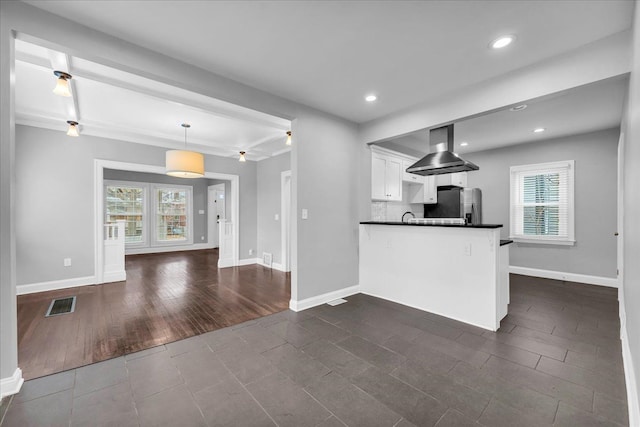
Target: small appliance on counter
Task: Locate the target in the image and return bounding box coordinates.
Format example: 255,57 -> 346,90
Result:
424,185 -> 482,224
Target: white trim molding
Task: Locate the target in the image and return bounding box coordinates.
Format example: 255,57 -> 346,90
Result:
619,288 -> 640,426
0,368 -> 24,399
125,243 -> 214,256
102,271 -> 126,283
256,260 -> 286,272
289,285 -> 360,312
509,266 -> 618,288
237,258 -> 259,267
17,275 -> 97,296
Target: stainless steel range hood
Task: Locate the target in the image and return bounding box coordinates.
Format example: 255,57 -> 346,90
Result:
406,124 -> 478,176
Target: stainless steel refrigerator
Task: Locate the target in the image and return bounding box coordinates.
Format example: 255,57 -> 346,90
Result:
424,185 -> 482,225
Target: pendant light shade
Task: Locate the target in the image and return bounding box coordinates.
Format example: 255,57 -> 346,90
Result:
66,120 -> 79,137
53,71 -> 72,97
166,123 -> 204,178
285,131 -> 292,146
166,150 -> 204,178
239,151 -> 246,162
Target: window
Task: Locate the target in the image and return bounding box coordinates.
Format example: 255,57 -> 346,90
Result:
105,181 -> 193,248
154,186 -> 191,244
510,160 -> 575,245
105,183 -> 146,245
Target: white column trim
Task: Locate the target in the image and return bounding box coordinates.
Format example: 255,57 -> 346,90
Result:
0,368 -> 23,399
289,285 -> 360,312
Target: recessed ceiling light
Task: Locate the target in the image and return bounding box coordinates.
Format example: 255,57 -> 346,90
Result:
509,104 -> 527,112
533,128 -> 546,133
365,94 -> 377,102
490,35 -> 515,49
460,142 -> 469,147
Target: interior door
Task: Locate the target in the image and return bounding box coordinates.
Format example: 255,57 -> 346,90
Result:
208,184 -> 225,248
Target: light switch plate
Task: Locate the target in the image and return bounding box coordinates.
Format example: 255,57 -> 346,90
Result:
302,209 -> 308,220
63,258 -> 72,267
275,213 -> 279,221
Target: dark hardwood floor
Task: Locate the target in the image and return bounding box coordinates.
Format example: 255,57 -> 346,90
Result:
17,249 -> 290,380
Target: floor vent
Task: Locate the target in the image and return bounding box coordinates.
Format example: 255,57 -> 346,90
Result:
262,252 -> 273,268
327,298 -> 348,306
45,296 -> 76,317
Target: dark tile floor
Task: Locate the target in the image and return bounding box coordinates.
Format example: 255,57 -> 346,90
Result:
1,275 -> 628,426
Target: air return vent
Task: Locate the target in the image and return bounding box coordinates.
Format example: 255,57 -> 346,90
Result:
262,252 -> 273,268
45,296 -> 76,317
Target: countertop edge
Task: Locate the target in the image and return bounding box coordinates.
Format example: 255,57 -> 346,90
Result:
360,221 -> 503,229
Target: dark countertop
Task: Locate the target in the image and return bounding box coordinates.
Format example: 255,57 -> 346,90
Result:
500,239 -> 514,246
360,221 -> 503,229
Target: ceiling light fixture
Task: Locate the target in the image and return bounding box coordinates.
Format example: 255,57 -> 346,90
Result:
66,120 -> 79,137
53,71 -> 73,97
533,128 -> 546,133
239,151 -> 247,162
460,142 -> 469,147
285,131 -> 292,146
166,123 -> 204,178
365,94 -> 377,102
509,104 -> 527,112
490,35 -> 515,49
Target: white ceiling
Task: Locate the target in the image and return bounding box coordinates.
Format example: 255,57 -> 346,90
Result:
24,0 -> 634,123
15,39 -> 291,161
376,76 -> 628,157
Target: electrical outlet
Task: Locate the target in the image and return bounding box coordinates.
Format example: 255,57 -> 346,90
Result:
198,209 -> 205,215
201,236 -> 205,241
249,249 -> 254,255
274,213 -> 279,221
63,258 -> 72,267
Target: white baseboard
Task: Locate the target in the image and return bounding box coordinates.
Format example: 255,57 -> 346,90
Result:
509,266 -> 618,288
0,368 -> 23,399
218,259 -> 234,268
125,243 -> 214,255
256,260 -> 288,272
620,296 -> 640,426
17,275 -> 97,295
103,271 -> 126,283
289,285 -> 361,312
237,258 -> 259,266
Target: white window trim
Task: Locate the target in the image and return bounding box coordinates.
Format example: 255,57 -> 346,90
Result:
104,180 -> 148,248
151,183 -> 194,247
509,160 -> 575,246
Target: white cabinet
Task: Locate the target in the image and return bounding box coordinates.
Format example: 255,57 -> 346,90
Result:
402,159 -> 424,184
436,172 -> 467,188
424,175 -> 437,204
371,152 -> 402,201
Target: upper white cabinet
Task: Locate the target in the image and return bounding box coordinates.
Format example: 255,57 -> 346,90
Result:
424,175 -> 437,204
402,159 -> 424,184
371,151 -> 402,201
436,172 -> 467,188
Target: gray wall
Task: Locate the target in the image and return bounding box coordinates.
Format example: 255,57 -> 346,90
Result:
103,169 -> 211,245
464,128 -> 619,279
292,109 -> 361,300
257,152 -> 291,265
622,0 -> 640,413
15,125 -> 258,285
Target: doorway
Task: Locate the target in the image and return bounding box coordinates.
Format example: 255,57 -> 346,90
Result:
281,170 -> 292,272
208,183 -> 226,248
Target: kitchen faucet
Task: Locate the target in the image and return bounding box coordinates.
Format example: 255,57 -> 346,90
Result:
402,211 -> 415,223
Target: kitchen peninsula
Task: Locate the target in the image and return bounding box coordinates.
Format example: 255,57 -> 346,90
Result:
359,221 -> 511,331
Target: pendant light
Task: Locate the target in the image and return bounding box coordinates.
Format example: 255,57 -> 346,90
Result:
66,120 -> 79,137
285,131 -> 292,146
166,123 -> 204,178
239,151 -> 247,162
53,71 -> 72,97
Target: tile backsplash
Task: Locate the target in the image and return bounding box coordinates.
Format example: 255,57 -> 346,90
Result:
371,184 -> 424,221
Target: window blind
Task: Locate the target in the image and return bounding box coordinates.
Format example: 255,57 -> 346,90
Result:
510,160 -> 574,244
